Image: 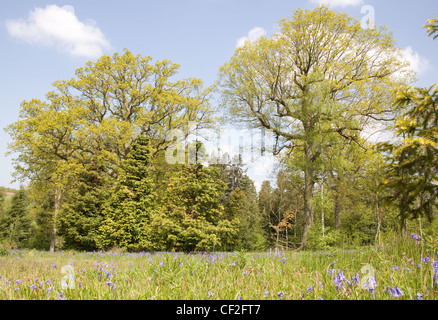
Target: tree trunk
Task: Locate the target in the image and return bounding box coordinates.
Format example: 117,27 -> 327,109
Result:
301,163 -> 315,249
375,195 -> 382,245
50,188 -> 61,253
334,187 -> 342,231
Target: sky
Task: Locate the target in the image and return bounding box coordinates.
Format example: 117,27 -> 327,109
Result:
0,0 -> 437,190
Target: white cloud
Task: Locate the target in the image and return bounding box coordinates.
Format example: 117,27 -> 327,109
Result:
236,27 -> 266,48
401,46 -> 432,76
309,0 -> 363,7
5,4 -> 110,59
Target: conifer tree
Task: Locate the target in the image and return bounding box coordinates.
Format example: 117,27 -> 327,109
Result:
96,134 -> 156,252
0,188 -> 30,248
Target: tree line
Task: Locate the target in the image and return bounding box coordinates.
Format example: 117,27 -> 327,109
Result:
1,6 -> 437,252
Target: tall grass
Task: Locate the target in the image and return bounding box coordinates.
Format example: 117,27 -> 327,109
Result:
0,235 -> 436,300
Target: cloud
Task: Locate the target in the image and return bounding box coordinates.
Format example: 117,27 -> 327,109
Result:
236,27 -> 266,48
401,46 -> 432,76
5,4 -> 110,59
309,0 -> 363,7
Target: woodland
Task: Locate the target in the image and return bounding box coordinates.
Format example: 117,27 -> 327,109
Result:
1,6 -> 437,254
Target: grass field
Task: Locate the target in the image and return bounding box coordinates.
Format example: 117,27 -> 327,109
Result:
0,236 -> 437,300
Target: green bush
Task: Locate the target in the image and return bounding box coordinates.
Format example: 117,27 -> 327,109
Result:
306,224 -> 341,251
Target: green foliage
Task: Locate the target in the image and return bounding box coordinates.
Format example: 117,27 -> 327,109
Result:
306,224 -> 341,251
96,134 -> 156,252
159,162 -> 236,252
225,188 -> 267,251
59,157 -> 111,251
378,20 -> 438,232
0,188 -> 31,248
219,5 -> 411,247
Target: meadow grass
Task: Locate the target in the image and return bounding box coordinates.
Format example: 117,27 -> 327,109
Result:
0,236 -> 437,300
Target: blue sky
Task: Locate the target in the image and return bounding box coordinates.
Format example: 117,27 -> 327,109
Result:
0,0 -> 437,189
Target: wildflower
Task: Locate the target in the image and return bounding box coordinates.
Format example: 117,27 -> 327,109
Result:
159,260 -> 164,267
277,291 -> 284,299
327,262 -> 336,276
432,261 -> 438,286
352,273 -> 360,286
208,291 -> 214,297
30,285 -> 37,290
15,279 -> 22,284
306,286 -> 313,293
422,256 -> 430,264
417,293 -> 423,300
263,290 -> 269,298
362,276 -> 377,295
106,281 -> 116,290
51,264 -> 57,269
392,265 -> 398,270
388,286 -> 404,298
333,270 -> 346,290
58,291 -> 65,300
411,233 -> 421,243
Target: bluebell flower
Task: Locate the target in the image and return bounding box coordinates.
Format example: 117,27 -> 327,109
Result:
417,293 -> 423,300
389,286 -> 404,298
422,255 -> 430,264
333,269 -> 346,290
277,291 -> 284,299
30,285 -> 37,290
363,276 -> 377,295
411,233 -> 420,243
392,265 -> 398,270
352,273 -> 360,285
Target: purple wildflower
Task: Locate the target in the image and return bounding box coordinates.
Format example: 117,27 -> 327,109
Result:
277,291 -> 284,299
333,269 -> 346,290
389,286 -> 404,298
30,285 -> 37,290
411,233 -> 421,243
352,273 -> 360,285
362,276 -> 377,295
208,290 -> 214,297
417,293 -> 423,300
423,255 -> 430,264
106,281 -> 116,290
